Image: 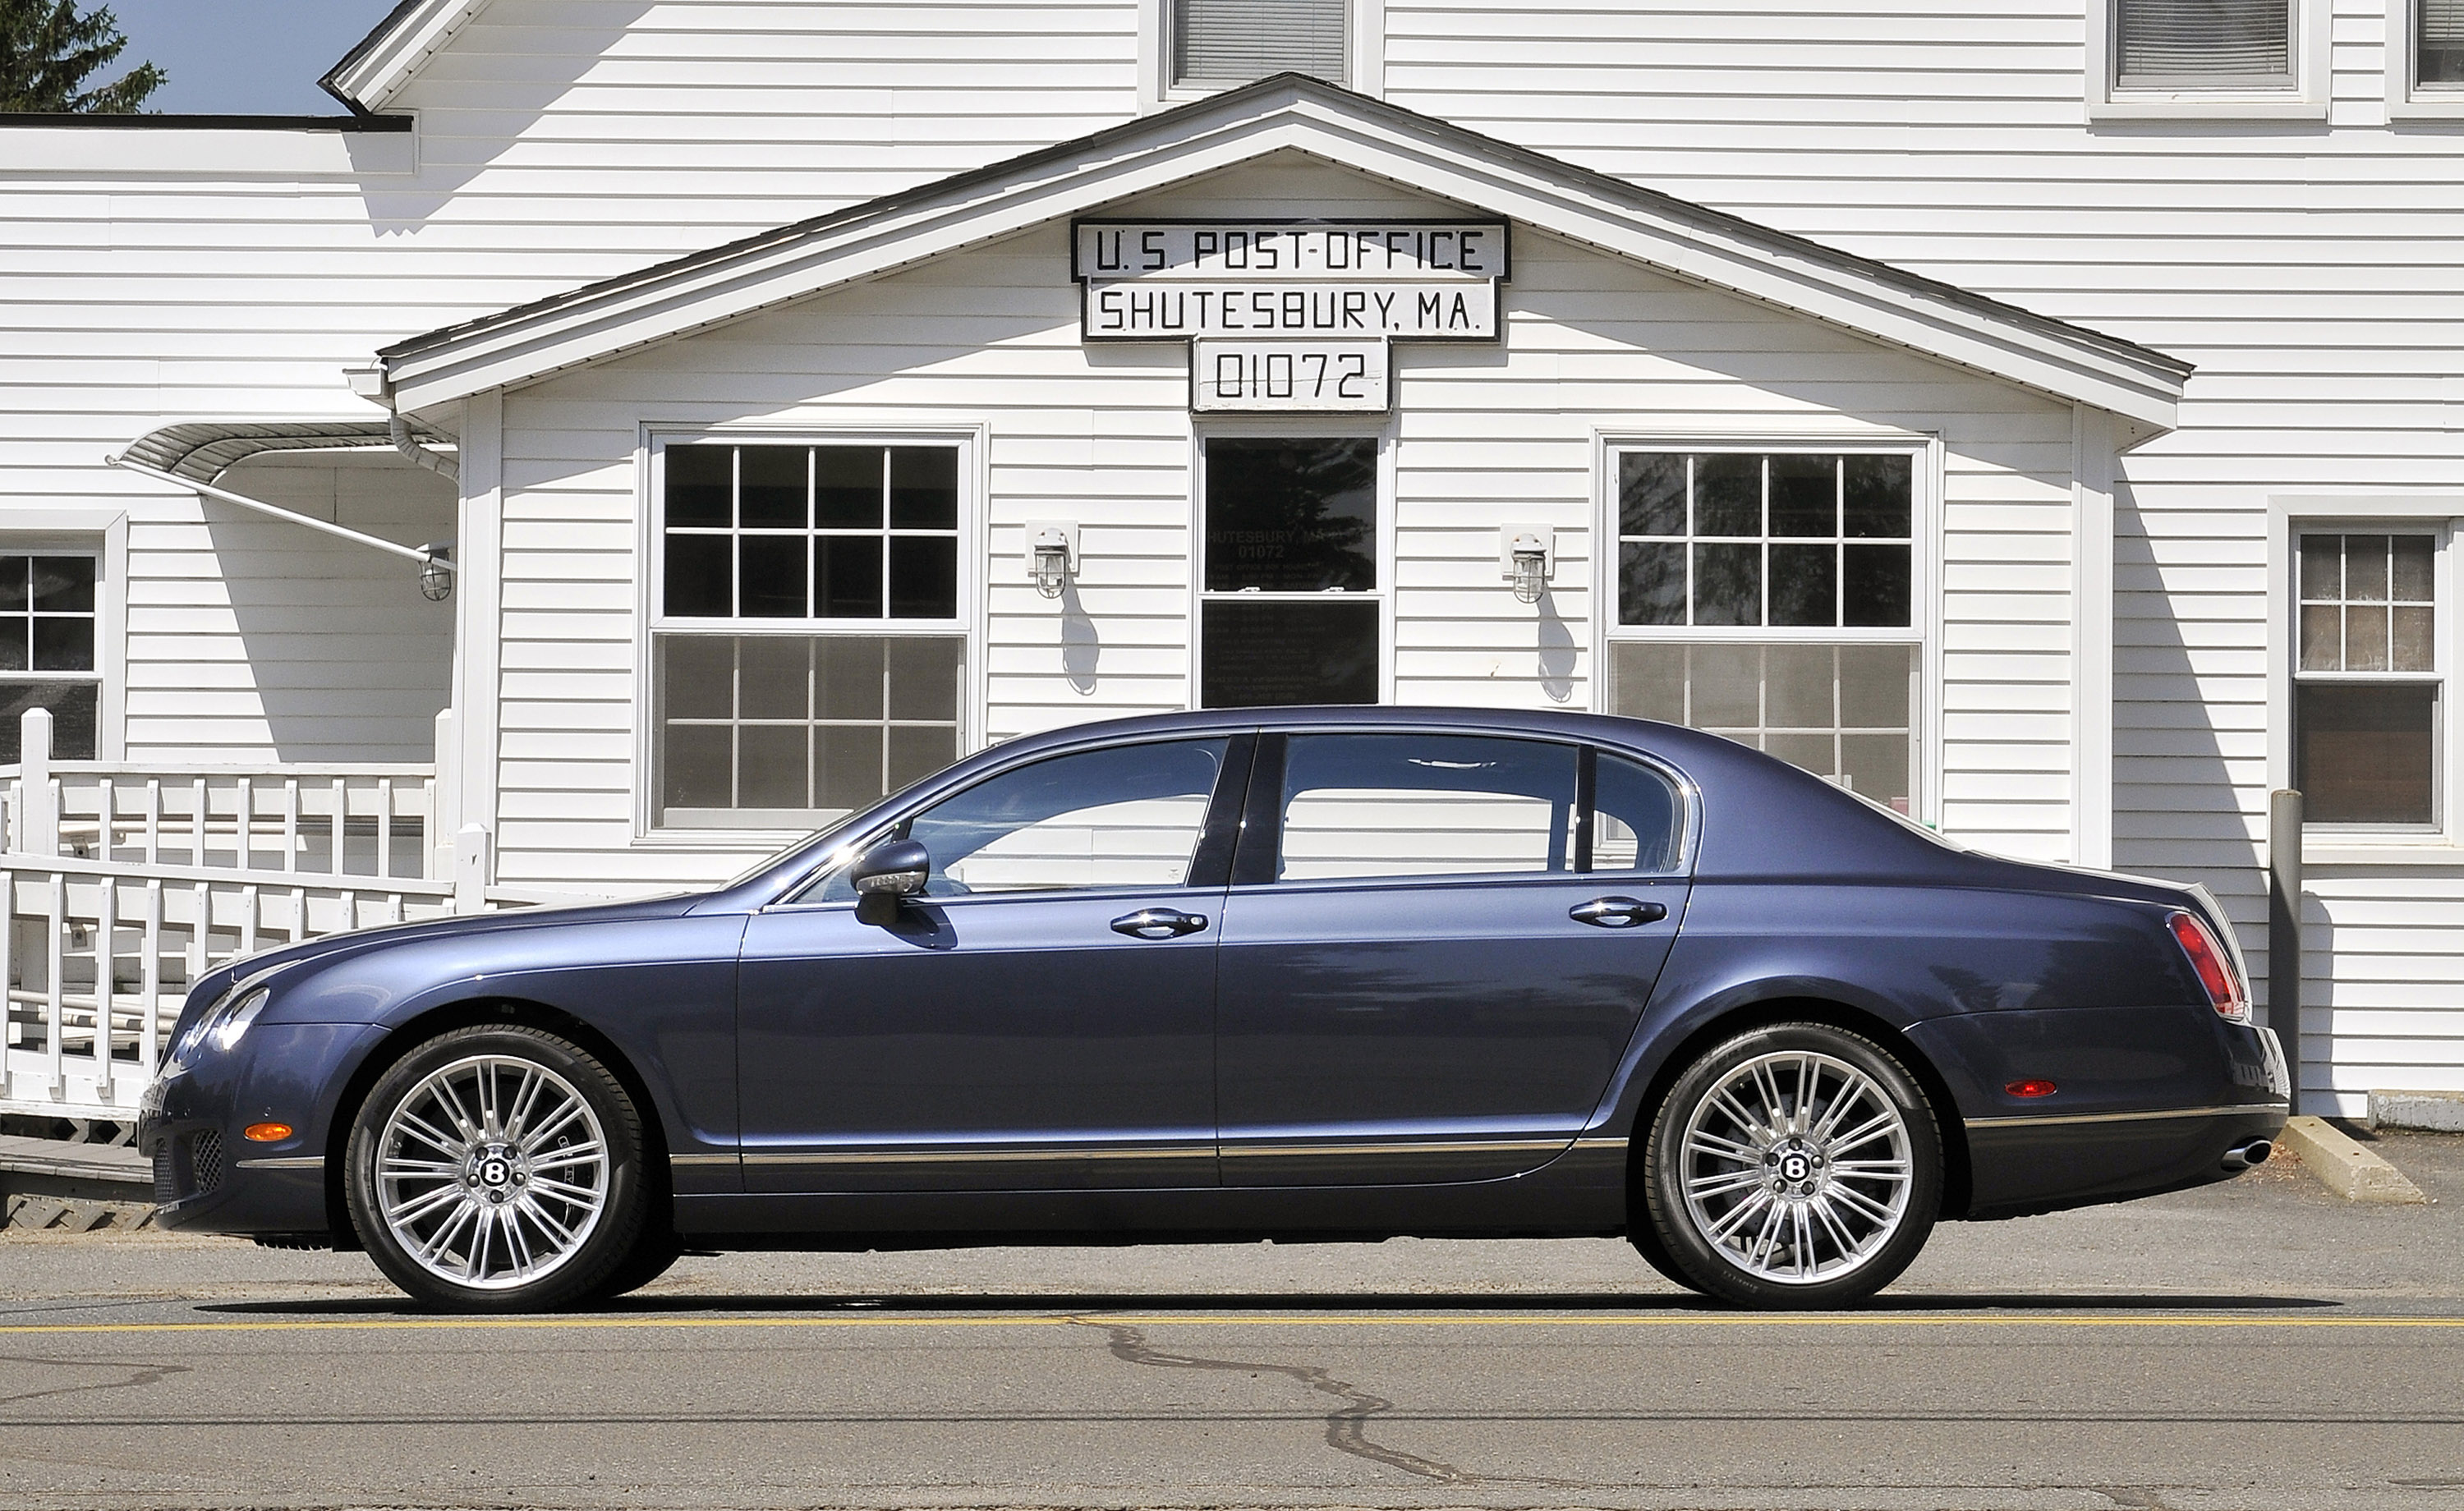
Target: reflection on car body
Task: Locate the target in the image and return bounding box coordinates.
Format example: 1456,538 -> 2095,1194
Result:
140,707 -> 2289,1311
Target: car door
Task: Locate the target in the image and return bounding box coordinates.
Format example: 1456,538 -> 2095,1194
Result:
736,735 -> 1248,1192
1213,731 -> 1691,1186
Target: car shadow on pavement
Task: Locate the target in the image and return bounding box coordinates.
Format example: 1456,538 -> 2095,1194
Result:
196,1289 -> 2340,1317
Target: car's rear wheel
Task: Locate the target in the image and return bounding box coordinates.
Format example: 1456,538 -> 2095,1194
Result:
1641,1022 -> 1941,1307
346,1025 -> 649,1311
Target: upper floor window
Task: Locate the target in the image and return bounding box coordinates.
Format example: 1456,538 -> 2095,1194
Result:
2114,0 -> 2293,90
1171,0 -> 1347,89
0,553 -> 99,762
652,441 -> 965,829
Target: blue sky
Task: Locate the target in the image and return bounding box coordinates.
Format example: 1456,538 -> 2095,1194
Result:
106,1 -> 405,114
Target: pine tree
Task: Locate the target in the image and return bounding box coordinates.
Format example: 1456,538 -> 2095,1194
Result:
0,0 -> 163,113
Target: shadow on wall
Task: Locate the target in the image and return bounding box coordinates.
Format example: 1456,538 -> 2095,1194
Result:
192,454 -> 456,763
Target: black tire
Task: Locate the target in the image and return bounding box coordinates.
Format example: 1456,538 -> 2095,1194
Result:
1642,1022 -> 1942,1308
586,1226 -> 687,1303
346,1024 -> 650,1312
1625,1180 -> 1701,1294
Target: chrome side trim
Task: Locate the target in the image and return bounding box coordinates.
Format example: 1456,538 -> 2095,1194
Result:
669,1153 -> 739,1168
742,1145 -> 1207,1168
1569,1136 -> 1628,1153
1965,1103 -> 2290,1132
1221,1137 -> 1574,1159
233,1156 -> 324,1170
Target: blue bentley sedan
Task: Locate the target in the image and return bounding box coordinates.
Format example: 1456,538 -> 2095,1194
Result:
139,708 -> 2289,1310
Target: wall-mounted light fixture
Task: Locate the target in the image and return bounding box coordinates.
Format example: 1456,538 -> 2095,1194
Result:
420,544 -> 455,602
1500,527 -> 1555,604
1027,521 -> 1079,599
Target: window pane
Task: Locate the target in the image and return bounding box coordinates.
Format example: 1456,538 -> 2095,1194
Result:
2394,604 -> 2436,673
1606,641 -> 1685,723
1842,544 -> 1912,627
1277,733 -> 1575,881
664,535 -> 733,617
1590,754 -> 1681,872
738,536 -> 808,618
1693,454 -> 1760,537
1617,541 -> 1685,626
2299,604 -> 2342,671
913,740 -> 1228,893
1843,454 -> 1912,538
1692,543 -> 1762,626
890,447 -> 959,530
1689,644 -> 1762,728
738,725 -> 810,810
1840,733 -> 1911,809
1203,437 -> 1377,592
0,682 -> 96,760
1765,731 -> 1836,778
1173,0 -> 1346,85
2347,534 -> 2391,602
2393,534 -> 2436,600
814,448 -> 884,529
1764,644 -> 1835,728
889,535 -> 959,619
738,447 -> 807,528
2299,682 -> 2435,824
31,616 -> 92,673
816,535 -> 884,618
1768,543 -> 1837,627
738,636 -> 811,720
0,557 -> 30,611
2347,604 -> 2391,671
1618,452 -> 1686,537
1768,456 -> 1837,537
885,724 -> 958,794
817,636 -> 885,721
2117,0 -> 2291,82
1201,598 -> 1379,707
2298,535 -> 2342,600
1838,643 -> 1914,728
662,724 -> 733,810
886,636 -> 963,720
2426,0 -> 2464,85
0,616 -> 26,671
664,446 -> 732,527
30,557 -> 93,613
817,724 -> 884,811
662,636 -> 734,719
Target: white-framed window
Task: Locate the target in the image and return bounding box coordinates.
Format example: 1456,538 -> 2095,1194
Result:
648,438 -> 969,830
2294,528 -> 2443,829
0,551 -> 101,762
2389,0 -> 2464,114
1601,448 -> 1922,815
1193,431 -> 1386,709
1144,0 -> 1380,105
2089,0 -> 2324,116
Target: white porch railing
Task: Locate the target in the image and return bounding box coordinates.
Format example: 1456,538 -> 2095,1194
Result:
0,709 -> 533,1122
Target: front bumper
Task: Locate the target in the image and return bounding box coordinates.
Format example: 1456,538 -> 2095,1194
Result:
136,1022 -> 387,1238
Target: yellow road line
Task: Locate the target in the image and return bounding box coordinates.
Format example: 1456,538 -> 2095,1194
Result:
1,1311 -> 2460,1338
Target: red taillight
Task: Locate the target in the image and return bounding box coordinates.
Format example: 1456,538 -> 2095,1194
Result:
2167,911 -> 2250,1023
2006,1079 -> 2058,1099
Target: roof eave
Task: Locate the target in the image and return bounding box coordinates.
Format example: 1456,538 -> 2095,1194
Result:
321,0 -> 487,113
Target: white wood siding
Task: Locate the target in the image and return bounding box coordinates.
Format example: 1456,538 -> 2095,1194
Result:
491,159 -> 2076,891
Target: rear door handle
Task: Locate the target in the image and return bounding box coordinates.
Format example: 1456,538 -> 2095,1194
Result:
1570,896 -> 1666,929
1111,907 -> 1211,939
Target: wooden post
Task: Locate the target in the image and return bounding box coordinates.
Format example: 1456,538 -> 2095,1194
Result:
2269,789 -> 2305,1116
21,708 -> 57,856
453,823 -> 493,914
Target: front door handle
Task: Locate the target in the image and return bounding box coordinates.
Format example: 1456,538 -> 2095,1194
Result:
1111,907 -> 1211,940
1570,896 -> 1666,929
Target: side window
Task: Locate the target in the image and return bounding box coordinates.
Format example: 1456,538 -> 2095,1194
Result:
0,553 -> 99,761
1590,754 -> 1684,874
824,739 -> 1230,898
1276,734 -> 1577,881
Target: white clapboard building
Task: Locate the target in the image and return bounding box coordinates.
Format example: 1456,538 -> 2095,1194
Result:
1,0 -> 2457,1121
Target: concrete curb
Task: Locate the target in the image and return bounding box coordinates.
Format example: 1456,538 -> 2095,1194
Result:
2370,1089 -> 2464,1133
2278,1115 -> 2429,1204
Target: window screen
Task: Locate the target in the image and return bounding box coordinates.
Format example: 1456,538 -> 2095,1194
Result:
2115,0 -> 2292,86
1173,0 -> 1347,87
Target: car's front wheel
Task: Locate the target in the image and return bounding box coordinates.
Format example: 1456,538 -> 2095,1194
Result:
346,1025 -> 650,1311
1641,1022 -> 1942,1307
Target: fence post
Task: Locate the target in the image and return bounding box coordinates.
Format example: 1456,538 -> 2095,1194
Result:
453,823 -> 493,913
20,707 -> 56,856
2268,788 -> 2305,1116
431,708 -> 455,882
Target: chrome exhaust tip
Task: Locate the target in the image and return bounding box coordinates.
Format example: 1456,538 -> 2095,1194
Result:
2221,1137 -> 2275,1173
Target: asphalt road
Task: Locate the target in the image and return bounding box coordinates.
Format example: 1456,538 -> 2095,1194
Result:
2,1132 -> 2459,1511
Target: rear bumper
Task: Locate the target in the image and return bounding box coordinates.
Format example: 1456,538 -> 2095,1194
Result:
1961,1101 -> 2289,1219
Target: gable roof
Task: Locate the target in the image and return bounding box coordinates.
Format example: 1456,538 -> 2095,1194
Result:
372,74 -> 2191,426
323,0 -> 492,113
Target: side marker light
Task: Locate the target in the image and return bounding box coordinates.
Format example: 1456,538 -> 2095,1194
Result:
2005,1080 -> 2058,1099
242,1123 -> 294,1142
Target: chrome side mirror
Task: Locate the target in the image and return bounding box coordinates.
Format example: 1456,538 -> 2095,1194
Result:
850,838 -> 931,921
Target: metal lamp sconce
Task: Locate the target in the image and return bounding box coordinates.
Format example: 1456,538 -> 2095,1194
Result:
1500,527 -> 1555,604
1027,521 -> 1079,599
419,544 -> 455,602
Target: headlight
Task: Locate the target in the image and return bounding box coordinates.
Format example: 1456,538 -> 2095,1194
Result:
209,986 -> 272,1053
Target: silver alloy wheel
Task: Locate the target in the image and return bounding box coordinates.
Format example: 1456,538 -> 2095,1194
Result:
374,1052 -> 610,1292
1676,1049 -> 1914,1285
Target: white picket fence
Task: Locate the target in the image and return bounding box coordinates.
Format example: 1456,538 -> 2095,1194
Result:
0,709 -> 529,1122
